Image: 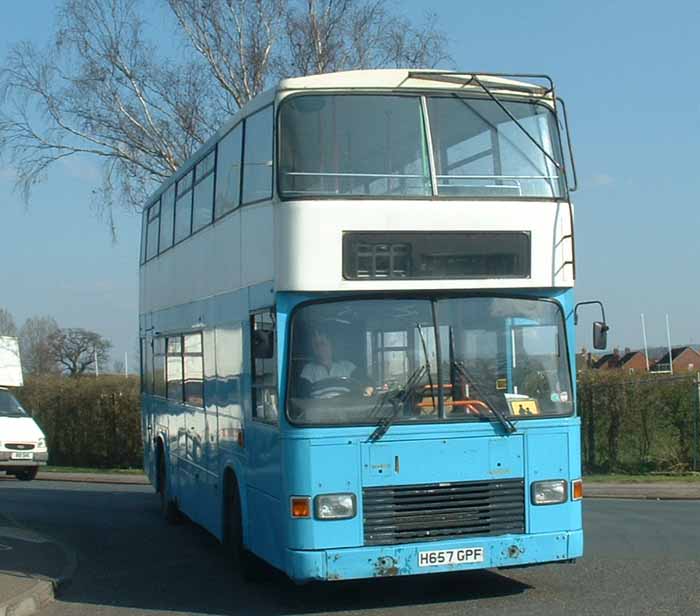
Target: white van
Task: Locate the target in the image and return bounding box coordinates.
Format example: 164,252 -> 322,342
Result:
0,388 -> 48,481
0,335 -> 48,481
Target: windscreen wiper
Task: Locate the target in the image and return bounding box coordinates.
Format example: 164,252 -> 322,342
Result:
416,323 -> 437,412
367,365 -> 426,443
451,360 -> 517,434
467,76 -> 562,173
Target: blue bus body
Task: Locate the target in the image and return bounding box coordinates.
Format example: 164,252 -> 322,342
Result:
141,286 -> 582,582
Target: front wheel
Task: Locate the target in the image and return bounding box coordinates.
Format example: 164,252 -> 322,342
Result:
225,476 -> 267,582
15,467 -> 38,481
157,451 -> 180,524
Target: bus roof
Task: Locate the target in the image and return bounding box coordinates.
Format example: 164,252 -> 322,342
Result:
278,69 -> 555,99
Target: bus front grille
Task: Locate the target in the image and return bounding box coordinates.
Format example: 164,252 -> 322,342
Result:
362,478 -> 525,546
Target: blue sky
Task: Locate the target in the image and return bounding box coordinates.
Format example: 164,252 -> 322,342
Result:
1,1 -> 699,369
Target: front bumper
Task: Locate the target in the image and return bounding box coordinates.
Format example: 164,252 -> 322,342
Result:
286,530 -> 583,582
0,452 -> 48,468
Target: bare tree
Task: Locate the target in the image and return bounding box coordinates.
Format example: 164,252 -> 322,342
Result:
47,328 -> 112,376
168,0 -> 285,114
280,1 -> 450,76
0,308 -> 17,337
1,0 -> 450,217
0,0 -> 221,215
19,316 -> 60,375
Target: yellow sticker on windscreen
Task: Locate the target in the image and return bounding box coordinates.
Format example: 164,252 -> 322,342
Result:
509,399 -> 540,416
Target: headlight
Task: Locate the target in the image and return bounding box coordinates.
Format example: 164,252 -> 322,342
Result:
314,493 -> 356,520
531,480 -> 567,505
37,437 -> 46,449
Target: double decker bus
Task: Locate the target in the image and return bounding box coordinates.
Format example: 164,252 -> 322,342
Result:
139,69 -> 608,582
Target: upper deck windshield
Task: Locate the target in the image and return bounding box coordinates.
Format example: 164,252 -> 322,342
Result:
287,296 -> 573,426
279,93 -> 565,200
0,390 -> 27,417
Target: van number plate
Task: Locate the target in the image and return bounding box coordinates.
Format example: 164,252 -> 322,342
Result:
10,452 -> 33,460
418,547 -> 485,567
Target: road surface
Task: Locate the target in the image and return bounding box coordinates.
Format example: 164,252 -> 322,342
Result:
1,478 -> 698,616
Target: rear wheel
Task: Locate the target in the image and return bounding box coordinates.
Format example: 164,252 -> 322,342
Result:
157,448 -> 180,524
15,467 -> 38,481
225,475 -> 267,582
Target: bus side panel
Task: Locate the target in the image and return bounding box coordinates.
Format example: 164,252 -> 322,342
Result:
242,312 -> 285,571
141,394 -> 155,485
525,426 -> 582,534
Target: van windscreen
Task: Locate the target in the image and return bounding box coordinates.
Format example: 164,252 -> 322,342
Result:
0,390 -> 27,416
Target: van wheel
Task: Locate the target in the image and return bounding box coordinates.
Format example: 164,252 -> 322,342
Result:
157,450 -> 180,524
16,467 -> 38,481
225,476 -> 267,582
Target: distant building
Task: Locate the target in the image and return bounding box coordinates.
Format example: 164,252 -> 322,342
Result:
576,347 -> 595,372
650,347 -> 700,374
592,347 -> 648,373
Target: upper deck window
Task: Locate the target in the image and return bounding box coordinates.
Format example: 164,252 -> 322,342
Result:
279,93 -> 565,200
159,184 -> 176,252
242,106 -> 273,205
427,97 -> 565,198
279,95 -> 431,198
145,200 -> 160,261
174,170 -> 194,243
215,123 -> 243,218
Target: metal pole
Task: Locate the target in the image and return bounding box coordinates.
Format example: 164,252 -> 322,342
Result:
695,372 -> 699,472
665,314 -> 673,375
124,352 -> 128,377
641,313 -> 650,372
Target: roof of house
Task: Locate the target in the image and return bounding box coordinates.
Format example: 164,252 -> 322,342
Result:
619,351 -> 642,365
592,353 -> 617,369
653,346 -> 700,365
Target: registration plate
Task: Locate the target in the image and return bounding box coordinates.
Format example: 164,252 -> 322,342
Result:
418,547 -> 485,567
10,452 -> 33,460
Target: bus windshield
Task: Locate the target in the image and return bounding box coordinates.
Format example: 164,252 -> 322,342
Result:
0,390 -> 27,417
279,93 -> 565,199
287,297 -> 572,426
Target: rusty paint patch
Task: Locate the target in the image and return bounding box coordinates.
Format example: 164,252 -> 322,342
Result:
373,556 -> 400,577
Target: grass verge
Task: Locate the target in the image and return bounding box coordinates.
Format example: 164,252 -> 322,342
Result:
42,466 -> 145,475
584,473 -> 700,483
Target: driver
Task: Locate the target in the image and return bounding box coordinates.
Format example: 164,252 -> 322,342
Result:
300,328 -> 373,399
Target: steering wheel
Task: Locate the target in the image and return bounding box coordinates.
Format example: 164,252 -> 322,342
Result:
309,376 -> 363,398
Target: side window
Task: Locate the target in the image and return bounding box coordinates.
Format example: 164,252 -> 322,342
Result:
251,310 -> 277,423
143,337 -> 154,394
140,211 -> 148,264
145,200 -> 160,261
139,338 -> 146,391
183,333 -> 204,407
174,170 -> 193,243
153,338 -> 166,397
159,184 -> 176,252
215,124 -> 243,218
193,151 -> 216,232
166,336 -> 184,402
242,106 -> 273,205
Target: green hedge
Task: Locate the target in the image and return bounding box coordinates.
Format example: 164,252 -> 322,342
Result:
578,371 -> 700,473
15,375 -> 142,469
11,372 -> 700,473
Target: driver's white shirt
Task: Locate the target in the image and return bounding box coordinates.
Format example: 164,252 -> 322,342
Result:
301,360 -> 356,383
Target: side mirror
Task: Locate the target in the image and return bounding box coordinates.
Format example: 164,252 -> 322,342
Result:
252,329 -> 274,359
593,321 -> 609,350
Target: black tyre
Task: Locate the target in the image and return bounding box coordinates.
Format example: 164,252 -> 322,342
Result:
225,475 -> 267,582
15,467 -> 38,481
157,449 -> 180,524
